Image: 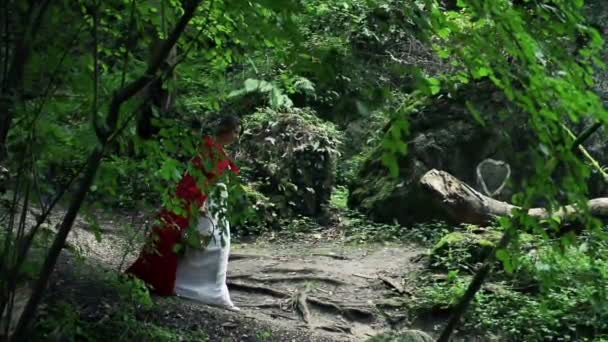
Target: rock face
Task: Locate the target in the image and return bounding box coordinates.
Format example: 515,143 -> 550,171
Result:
348,81 -> 608,225
238,107 -> 342,220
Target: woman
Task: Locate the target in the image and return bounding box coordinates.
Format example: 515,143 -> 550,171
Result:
126,116 -> 241,310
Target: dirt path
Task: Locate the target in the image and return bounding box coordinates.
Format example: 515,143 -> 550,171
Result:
44,210 -> 430,341
226,242 -> 424,340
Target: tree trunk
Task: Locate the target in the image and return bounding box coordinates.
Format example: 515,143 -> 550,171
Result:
0,1 -> 52,160
420,169 -> 608,225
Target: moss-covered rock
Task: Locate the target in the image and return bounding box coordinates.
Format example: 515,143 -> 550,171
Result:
238,107 -> 342,220
429,229 -> 536,270
430,230 -> 502,269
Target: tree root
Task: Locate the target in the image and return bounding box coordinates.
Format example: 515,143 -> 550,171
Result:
239,302 -> 282,309
226,281 -> 289,298
378,275 -> 411,296
261,266 -> 322,274
306,297 -> 375,323
269,312 -> 298,321
295,289 -> 312,327
229,253 -> 266,261
315,323 -> 352,334
227,281 -> 375,323
352,273 -> 376,280
228,274 -> 345,286
312,253 -> 350,260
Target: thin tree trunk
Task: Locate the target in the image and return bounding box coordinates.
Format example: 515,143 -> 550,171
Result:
0,0 -> 51,160
9,1 -> 205,339
436,230 -> 512,342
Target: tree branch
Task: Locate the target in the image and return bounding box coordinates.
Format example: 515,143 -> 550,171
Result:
10,2 -> 205,338
104,0 -> 203,138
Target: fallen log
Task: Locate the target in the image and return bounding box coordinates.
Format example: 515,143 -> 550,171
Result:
419,169 -> 608,226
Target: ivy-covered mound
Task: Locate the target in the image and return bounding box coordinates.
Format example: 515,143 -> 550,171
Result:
348,81 -> 608,226
237,107 -> 342,225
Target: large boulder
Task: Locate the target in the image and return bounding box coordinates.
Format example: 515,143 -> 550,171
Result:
238,107 -> 342,220
348,81 -> 608,225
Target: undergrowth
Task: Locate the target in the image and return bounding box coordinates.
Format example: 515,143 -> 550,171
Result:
32,265 -> 209,342
410,230 -> 608,341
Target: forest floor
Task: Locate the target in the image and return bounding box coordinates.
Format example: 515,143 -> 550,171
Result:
35,208 -> 442,341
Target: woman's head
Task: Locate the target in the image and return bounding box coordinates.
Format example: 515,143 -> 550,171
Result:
214,115 -> 241,146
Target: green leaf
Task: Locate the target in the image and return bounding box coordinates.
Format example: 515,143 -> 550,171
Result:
437,27 -> 451,39
465,101 -> 486,126
270,87 -> 285,109
496,249 -> 513,273
473,67 -> 491,78
158,158 -> 182,181
426,77 -> 441,95
244,78 -> 272,93
381,153 -> 399,177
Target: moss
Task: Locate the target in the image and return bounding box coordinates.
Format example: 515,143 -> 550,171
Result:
432,232 -> 468,252
430,230 -> 502,269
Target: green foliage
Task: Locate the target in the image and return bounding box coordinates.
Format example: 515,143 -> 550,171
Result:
255,327 -> 274,341
227,76 -> 316,111
380,0 -> 607,208
430,228 -> 502,272
368,1 -> 608,338
0,219 -> 59,284
343,213 -> 405,244
292,0 -> 440,123
34,300 -> 209,342
413,231 -> 608,341
330,185 -> 349,210
337,108 -> 389,186
336,153 -> 366,187
400,0 -> 607,215
340,211 -> 451,245
31,269 -> 204,342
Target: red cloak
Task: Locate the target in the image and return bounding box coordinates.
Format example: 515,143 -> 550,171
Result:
125,136 -> 239,296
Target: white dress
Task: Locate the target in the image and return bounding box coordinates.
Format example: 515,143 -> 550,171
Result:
174,183 -> 237,310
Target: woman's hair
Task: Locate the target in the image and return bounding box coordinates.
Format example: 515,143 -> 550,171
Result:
215,115 -> 241,135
